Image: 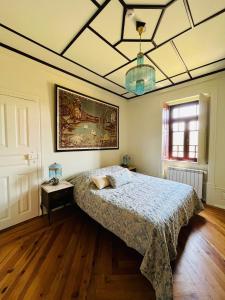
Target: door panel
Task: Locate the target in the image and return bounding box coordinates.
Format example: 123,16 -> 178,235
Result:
0,94 -> 40,230
0,176 -> 9,220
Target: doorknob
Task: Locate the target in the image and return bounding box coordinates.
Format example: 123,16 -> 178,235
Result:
26,153 -> 38,161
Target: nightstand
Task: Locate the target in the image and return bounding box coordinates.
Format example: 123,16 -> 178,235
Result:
41,181 -> 74,224
121,165 -> 137,172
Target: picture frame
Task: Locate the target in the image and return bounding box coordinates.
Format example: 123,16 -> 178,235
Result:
55,85 -> 119,151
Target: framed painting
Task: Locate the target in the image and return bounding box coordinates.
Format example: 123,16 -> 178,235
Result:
55,85 -> 119,151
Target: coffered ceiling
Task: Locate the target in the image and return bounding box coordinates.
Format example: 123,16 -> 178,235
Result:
0,0 -> 224,99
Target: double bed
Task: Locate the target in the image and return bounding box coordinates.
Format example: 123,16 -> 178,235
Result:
69,165 -> 203,300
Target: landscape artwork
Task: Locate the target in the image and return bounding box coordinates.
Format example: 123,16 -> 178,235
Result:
56,86 -> 119,151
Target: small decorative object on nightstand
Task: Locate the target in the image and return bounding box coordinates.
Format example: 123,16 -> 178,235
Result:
41,181 -> 74,224
48,162 -> 62,185
121,154 -> 131,167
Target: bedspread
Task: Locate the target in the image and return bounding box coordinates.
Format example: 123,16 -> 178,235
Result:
69,166 -> 203,300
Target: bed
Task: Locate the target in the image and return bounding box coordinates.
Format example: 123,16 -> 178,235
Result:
69,165 -> 203,300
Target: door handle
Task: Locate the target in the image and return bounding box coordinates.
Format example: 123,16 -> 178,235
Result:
26,153 -> 38,160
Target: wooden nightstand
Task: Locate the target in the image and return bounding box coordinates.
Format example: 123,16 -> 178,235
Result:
41,181 -> 74,224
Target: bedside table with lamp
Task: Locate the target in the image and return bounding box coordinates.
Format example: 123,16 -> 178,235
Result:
40,163 -> 74,224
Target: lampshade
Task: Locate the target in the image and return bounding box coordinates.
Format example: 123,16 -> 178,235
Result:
49,162 -> 62,179
125,52 -> 155,95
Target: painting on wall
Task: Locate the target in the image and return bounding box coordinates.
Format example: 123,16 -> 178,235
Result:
55,85 -> 119,151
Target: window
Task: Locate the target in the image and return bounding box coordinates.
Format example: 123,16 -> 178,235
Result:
169,101 -> 199,162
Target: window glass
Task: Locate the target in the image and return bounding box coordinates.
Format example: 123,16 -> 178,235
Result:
169,101 -> 199,161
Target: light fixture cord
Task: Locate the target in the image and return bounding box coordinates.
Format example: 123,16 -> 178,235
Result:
139,32 -> 142,53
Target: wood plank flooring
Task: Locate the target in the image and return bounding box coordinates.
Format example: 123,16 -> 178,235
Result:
0,205 -> 225,300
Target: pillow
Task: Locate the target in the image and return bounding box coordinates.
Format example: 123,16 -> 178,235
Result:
92,175 -> 110,190
107,169 -> 132,188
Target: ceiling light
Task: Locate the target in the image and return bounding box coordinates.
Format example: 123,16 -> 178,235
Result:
125,21 -> 155,96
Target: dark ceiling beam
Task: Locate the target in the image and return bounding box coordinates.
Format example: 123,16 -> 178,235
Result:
0,42 -> 125,99
121,6 -> 126,40
183,0 -> 194,28
88,26 -> 130,61
191,57 -> 225,71
0,22 -> 58,55
0,23 -> 126,94
170,40 -> 192,78
60,0 -> 111,55
185,1 -> 225,27
118,0 -> 127,8
114,40 -> 122,47
169,71 -> 188,79
128,67 -> 225,100
104,60 -> 132,77
90,0 -> 100,8
152,40 -> 157,48
148,27 -> 191,53
151,9 -> 165,41
166,0 -> 177,8
195,7 -> 225,26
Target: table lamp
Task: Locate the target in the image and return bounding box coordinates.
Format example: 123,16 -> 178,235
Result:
49,162 -> 62,185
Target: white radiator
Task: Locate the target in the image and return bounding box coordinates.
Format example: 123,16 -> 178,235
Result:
167,167 -> 204,199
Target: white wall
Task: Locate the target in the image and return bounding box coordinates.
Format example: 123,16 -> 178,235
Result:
0,48 -> 128,179
127,72 -> 225,209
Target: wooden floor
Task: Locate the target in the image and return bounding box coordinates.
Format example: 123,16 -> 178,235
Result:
0,205 -> 225,300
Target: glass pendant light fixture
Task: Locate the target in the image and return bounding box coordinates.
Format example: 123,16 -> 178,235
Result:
125,21 -> 155,95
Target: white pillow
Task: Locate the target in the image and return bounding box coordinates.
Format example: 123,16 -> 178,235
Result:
92,175 -> 110,190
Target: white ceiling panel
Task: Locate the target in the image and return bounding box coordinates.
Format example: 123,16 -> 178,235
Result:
124,0 -> 170,4
171,72 -> 190,83
155,79 -> 172,89
64,28 -> 128,75
116,41 -> 154,59
188,0 -> 225,24
148,43 -> 186,76
124,9 -> 162,39
106,56 -> 166,86
0,0 -> 97,53
190,60 -> 225,77
0,26 -> 127,94
174,14 -> 225,70
154,0 -> 190,45
91,0 -> 123,44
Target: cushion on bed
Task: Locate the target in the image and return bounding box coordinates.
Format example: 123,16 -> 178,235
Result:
107,168 -> 132,188
92,175 -> 110,190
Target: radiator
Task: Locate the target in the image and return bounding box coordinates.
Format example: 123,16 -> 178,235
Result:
167,167 -> 204,199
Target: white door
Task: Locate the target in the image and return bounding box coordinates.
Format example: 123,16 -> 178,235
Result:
0,93 -> 40,230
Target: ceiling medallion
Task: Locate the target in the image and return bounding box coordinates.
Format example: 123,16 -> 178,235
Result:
125,21 -> 155,96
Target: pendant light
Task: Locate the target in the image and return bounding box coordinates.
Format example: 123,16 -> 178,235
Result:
125,21 -> 155,95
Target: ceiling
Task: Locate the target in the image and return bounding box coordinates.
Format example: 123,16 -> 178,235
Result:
0,0 -> 225,100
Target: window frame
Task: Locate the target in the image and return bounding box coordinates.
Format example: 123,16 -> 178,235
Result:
168,101 -> 199,162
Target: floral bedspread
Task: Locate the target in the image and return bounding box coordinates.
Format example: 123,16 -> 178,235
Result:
69,166 -> 203,300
